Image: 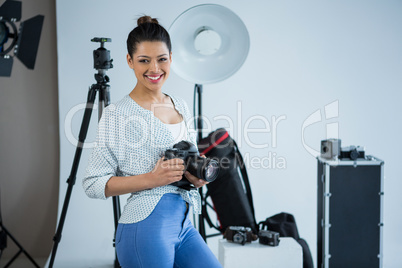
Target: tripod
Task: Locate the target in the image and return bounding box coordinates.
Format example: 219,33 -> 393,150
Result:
0,189 -> 40,267
48,38 -> 121,268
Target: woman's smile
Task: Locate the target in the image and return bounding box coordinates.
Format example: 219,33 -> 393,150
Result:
145,74 -> 164,83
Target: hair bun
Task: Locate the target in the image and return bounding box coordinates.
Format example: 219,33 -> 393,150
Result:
137,15 -> 159,26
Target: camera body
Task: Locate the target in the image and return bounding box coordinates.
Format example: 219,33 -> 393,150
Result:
321,139 -> 341,160
340,145 -> 365,160
164,141 -> 219,189
258,230 -> 280,246
224,226 -> 256,246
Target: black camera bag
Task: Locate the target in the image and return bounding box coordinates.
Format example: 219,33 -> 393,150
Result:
259,212 -> 314,268
198,128 -> 258,234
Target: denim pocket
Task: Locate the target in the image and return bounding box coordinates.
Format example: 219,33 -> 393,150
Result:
115,224 -> 124,245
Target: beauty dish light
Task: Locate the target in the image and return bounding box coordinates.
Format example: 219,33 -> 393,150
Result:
168,4 -> 250,241
169,4 -> 250,84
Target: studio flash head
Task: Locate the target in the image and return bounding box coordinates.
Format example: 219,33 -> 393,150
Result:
0,0 -> 44,77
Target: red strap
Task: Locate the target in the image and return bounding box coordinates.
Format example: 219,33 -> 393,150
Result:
200,131 -> 229,156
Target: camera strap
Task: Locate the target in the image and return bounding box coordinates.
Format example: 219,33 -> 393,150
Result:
202,191 -> 223,232
233,140 -> 257,229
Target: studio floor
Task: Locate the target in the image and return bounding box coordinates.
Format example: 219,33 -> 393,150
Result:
0,236 -> 221,268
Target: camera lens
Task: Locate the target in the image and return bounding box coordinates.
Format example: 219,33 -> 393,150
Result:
203,160 -> 219,182
350,148 -> 359,160
233,232 -> 247,245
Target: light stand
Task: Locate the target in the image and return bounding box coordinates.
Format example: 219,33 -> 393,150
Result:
0,226 -> 39,268
194,84 -> 230,241
48,38 -> 121,268
194,84 -> 207,240
0,188 -> 39,267
169,4 -> 250,241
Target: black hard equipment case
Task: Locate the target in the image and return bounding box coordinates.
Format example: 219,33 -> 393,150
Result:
317,156 -> 384,268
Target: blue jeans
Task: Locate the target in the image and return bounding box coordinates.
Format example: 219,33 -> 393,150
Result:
115,193 -> 222,268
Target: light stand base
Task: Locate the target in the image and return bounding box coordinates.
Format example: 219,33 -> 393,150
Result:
0,224 -> 40,268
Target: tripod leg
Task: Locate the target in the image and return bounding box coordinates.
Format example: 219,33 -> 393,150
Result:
99,87 -> 121,231
112,196 -> 121,268
48,86 -> 98,268
99,84 -> 121,268
1,225 -> 40,268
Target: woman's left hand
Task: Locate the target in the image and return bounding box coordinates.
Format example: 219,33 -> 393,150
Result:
184,171 -> 208,188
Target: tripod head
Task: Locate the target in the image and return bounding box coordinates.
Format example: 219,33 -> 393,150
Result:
91,37 -> 113,83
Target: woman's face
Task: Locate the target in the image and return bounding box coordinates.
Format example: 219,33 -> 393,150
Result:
127,41 -> 172,92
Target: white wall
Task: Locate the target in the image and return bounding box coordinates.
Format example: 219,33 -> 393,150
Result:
55,0 -> 402,267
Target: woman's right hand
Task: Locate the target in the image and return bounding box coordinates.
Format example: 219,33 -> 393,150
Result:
149,157 -> 185,187
105,157 -> 185,197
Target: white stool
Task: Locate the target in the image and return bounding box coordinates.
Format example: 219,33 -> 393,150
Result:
218,237 -> 302,268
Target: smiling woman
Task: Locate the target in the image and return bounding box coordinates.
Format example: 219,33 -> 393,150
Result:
82,15 -> 222,268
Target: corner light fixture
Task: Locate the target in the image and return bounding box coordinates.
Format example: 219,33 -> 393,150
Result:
0,0 -> 44,77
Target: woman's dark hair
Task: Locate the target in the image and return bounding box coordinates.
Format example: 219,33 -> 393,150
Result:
127,16 -> 172,56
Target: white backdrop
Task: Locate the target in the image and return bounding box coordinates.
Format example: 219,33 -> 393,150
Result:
54,0 -> 402,267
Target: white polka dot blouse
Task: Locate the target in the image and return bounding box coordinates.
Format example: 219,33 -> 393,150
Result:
83,94 -> 201,223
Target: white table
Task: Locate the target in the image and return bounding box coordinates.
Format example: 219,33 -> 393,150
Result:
218,237 -> 302,268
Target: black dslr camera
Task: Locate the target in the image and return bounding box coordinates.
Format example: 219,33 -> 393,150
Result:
223,226 -> 258,246
164,141 -> 220,190
339,145 -> 365,160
